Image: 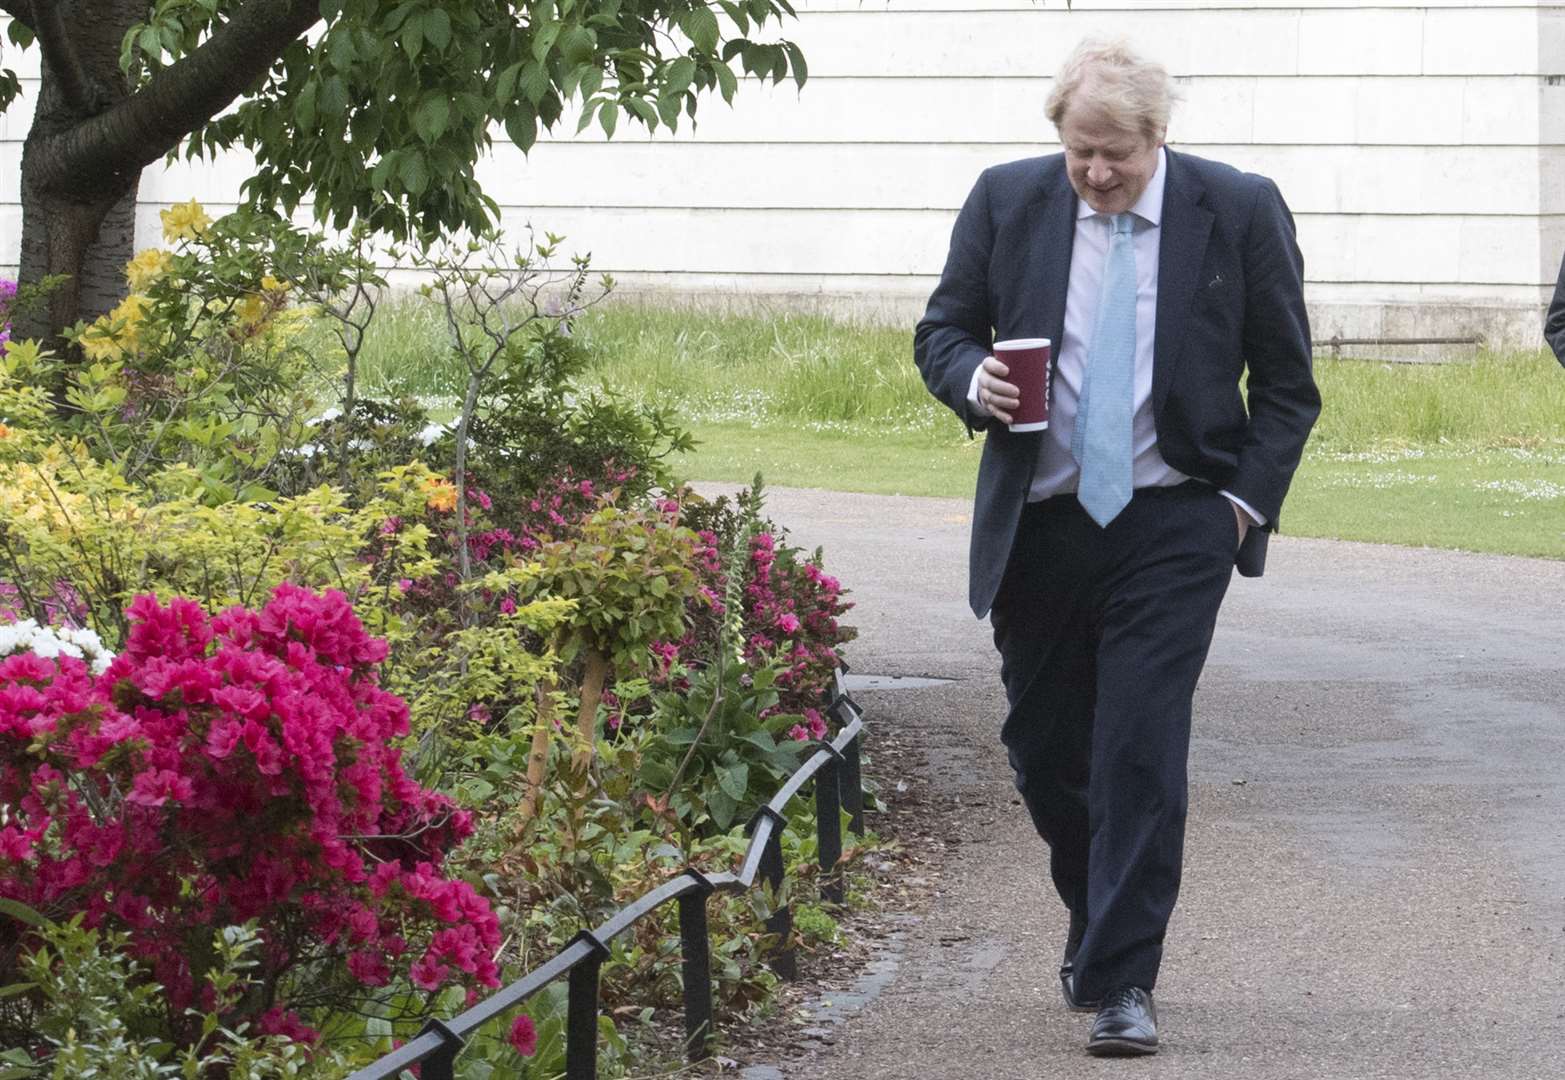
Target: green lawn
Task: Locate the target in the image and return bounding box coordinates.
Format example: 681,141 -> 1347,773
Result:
675,426 -> 1565,559
357,298 -> 1565,561
1287,447 -> 1565,558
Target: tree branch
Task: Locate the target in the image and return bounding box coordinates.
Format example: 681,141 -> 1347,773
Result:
29,0 -> 323,192
33,0 -> 102,115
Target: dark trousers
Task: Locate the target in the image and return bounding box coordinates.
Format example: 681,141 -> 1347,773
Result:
989,480 -> 1236,999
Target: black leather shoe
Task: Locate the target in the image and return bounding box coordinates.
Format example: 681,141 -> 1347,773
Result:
1057,915 -> 1098,1013
1086,986 -> 1158,1056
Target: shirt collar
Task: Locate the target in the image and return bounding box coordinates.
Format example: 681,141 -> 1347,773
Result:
1075,145 -> 1167,227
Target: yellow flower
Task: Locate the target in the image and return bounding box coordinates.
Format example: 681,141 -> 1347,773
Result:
237,294 -> 269,328
109,294 -> 151,352
111,293 -> 149,325
260,274 -> 289,295
79,319 -> 125,362
159,199 -> 211,243
423,477 -> 458,513
125,248 -> 173,291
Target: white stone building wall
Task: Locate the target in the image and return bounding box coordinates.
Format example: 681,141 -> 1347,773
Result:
4,2 -> 1564,345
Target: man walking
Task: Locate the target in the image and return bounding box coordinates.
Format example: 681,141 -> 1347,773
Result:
914,39 -> 1320,1055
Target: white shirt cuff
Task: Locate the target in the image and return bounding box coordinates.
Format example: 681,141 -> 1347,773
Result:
966,365 -> 991,417
1219,490 -> 1266,527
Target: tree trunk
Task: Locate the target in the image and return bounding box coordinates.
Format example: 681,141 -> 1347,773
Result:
9,0 -> 324,354
12,1 -> 145,355
15,177 -> 138,351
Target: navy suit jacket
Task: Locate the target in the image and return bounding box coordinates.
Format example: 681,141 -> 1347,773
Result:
1544,250 -> 1565,367
915,149 -> 1321,618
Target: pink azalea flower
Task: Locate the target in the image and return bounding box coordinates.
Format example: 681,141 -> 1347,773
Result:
509,1014 -> 538,1056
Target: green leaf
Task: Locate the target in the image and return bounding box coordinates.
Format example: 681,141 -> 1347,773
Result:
684,8 -> 720,54
320,75 -> 349,117
783,40 -> 808,89
328,29 -> 357,69
599,102 -> 618,138
400,151 -> 430,195
715,62 -> 737,103
740,729 -> 777,753
666,57 -> 697,95
402,19 -> 424,62
520,62 -> 551,106
415,95 -> 451,143
6,19 -> 36,48
295,80 -> 318,128
423,8 -> 453,51
0,982 -> 37,1000
707,786 -> 738,830
716,760 -> 749,801
0,898 -> 45,927
559,26 -> 596,66
656,92 -> 681,129
626,97 -> 658,128
497,61 -> 524,103
505,106 -> 539,151
717,1 -> 749,35
371,149 -> 399,189
532,21 -> 562,63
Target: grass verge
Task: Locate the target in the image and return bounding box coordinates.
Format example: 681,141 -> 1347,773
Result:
356,297 -> 1565,560
677,427 -> 1565,559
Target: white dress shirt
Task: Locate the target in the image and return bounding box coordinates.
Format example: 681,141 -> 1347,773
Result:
967,148 -> 1263,525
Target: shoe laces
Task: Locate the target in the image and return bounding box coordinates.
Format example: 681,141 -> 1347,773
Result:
1101,986 -> 1145,1011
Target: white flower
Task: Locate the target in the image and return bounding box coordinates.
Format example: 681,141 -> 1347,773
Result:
0,618 -> 116,673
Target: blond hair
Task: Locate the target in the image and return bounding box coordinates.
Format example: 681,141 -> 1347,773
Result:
1045,38 -> 1176,142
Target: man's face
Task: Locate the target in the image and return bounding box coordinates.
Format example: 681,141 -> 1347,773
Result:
1060,100 -> 1163,216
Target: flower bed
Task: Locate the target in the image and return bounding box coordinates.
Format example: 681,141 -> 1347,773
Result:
0,207 -> 857,1076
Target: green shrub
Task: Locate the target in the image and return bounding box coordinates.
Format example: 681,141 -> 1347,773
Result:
0,903 -> 346,1078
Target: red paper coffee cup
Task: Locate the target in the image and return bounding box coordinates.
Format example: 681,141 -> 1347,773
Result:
992,338 -> 1051,431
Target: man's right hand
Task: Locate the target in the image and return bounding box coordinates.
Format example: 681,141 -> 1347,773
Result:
975,355 -> 1022,425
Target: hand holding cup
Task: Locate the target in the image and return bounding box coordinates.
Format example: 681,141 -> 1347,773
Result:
977,356 -> 1022,425
985,338 -> 1051,431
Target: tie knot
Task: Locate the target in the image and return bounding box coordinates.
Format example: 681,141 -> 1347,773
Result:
1111,213 -> 1134,236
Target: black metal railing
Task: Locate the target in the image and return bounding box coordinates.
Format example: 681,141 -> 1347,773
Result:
348,670 -> 868,1080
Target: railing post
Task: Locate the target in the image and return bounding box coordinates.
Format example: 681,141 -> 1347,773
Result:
814,745 -> 844,905
414,1019 -> 462,1080
678,872 -> 716,1062
750,806 -> 796,980
842,728 -> 865,837
566,931 -> 610,1080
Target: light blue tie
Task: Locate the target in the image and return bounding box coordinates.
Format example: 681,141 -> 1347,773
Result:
1073,212 -> 1137,527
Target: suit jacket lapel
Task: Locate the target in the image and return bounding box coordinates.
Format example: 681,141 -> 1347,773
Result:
1021,158 -> 1076,350
1153,150 -> 1214,414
